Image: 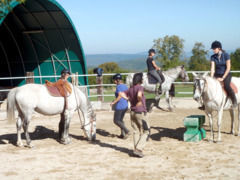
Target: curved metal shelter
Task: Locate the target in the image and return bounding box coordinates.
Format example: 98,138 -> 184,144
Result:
0,0 -> 88,86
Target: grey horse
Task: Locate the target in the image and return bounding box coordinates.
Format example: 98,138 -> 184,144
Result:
126,65 -> 189,111
7,83 -> 96,147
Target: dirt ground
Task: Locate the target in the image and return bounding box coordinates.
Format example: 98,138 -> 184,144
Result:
0,98 -> 240,180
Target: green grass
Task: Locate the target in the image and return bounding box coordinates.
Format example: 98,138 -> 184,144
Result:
89,84 -> 194,102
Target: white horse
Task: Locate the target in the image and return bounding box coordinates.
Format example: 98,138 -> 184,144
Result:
7,83 -> 96,147
126,65 -> 189,111
193,73 -> 240,142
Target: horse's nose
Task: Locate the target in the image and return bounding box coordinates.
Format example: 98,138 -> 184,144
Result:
193,95 -> 199,101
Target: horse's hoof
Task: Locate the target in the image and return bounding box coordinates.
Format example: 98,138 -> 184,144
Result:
59,138 -> 71,145
16,141 -> 23,147
26,144 -> 34,148
208,139 -> 214,143
168,108 -> 173,112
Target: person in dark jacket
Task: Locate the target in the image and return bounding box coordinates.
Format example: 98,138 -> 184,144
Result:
146,49 -> 164,95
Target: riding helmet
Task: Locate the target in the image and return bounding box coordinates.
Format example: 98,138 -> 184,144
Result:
61,68 -> 71,75
112,73 -> 122,80
211,41 -> 222,49
148,48 -> 156,54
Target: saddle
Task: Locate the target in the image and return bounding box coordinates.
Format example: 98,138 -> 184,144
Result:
147,70 -> 165,84
45,79 -> 72,97
220,81 -> 238,95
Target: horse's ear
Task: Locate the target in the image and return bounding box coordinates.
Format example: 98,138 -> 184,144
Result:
202,72 -> 208,78
181,65 -> 185,69
192,72 -> 198,78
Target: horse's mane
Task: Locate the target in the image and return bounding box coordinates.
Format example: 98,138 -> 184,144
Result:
163,66 -> 181,76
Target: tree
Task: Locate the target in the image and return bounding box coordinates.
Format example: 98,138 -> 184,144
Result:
230,48 -> 240,70
99,62 -> 120,73
153,35 -> 184,70
88,62 -> 129,85
0,0 -> 25,19
189,42 -> 209,71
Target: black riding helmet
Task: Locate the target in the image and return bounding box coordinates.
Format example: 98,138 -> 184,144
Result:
61,68 -> 71,75
148,48 -> 156,54
211,41 -> 222,49
112,73 -> 122,81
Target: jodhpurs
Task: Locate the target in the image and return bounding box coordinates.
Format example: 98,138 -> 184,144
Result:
130,111 -> 150,151
114,108 -> 129,136
149,70 -> 162,84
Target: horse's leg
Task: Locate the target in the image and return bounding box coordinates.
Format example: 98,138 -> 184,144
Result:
59,110 -> 71,144
58,113 -> 65,140
64,110 -> 73,143
217,109 -> 224,142
165,91 -> 172,111
207,112 -> 214,142
230,108 -> 235,135
22,114 -> 33,148
237,104 -> 240,136
16,116 -> 23,147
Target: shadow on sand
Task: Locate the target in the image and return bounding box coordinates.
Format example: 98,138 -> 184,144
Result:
0,126 -> 58,146
150,126 -> 185,141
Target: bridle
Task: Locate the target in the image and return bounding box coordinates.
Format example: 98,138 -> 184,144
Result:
194,78 -> 205,96
180,69 -> 188,81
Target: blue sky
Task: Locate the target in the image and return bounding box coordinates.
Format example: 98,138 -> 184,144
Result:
57,0 -> 240,54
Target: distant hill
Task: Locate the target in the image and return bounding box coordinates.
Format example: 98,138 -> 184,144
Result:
86,53 -> 147,67
86,50 -> 234,71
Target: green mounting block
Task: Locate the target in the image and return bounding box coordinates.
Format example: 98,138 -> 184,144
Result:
184,115 -> 206,142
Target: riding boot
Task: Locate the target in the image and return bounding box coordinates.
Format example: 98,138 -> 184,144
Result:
155,84 -> 161,100
229,91 -> 237,108
158,83 -> 162,95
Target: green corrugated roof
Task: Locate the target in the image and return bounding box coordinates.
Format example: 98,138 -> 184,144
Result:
0,0 -> 88,86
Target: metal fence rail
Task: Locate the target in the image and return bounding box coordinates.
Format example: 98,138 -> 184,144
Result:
1,71 -> 240,102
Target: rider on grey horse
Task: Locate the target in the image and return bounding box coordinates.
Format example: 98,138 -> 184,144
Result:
146,49 -> 164,95
210,41 -> 237,108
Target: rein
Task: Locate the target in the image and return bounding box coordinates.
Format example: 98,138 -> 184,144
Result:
72,85 -> 94,138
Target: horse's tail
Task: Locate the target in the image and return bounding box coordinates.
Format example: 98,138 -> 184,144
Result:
7,88 -> 17,124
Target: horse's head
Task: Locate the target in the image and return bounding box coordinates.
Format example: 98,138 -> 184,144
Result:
76,87 -> 96,141
179,65 -> 189,82
192,72 -> 208,102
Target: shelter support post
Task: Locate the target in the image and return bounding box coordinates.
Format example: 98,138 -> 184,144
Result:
26,72 -> 34,84
96,76 -> 104,102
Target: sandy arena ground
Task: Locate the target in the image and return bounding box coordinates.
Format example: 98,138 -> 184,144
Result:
0,98 -> 240,179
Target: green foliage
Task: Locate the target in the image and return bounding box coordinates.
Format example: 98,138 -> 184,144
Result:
188,42 -> 209,71
153,35 -> 184,70
0,0 -> 26,19
88,62 -> 129,85
230,48 -> 240,70
99,62 -> 120,73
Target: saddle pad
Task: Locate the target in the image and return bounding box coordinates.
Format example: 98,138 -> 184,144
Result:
230,82 -> 238,93
147,73 -> 158,84
221,82 -> 238,94
45,85 -> 62,97
45,80 -> 72,97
